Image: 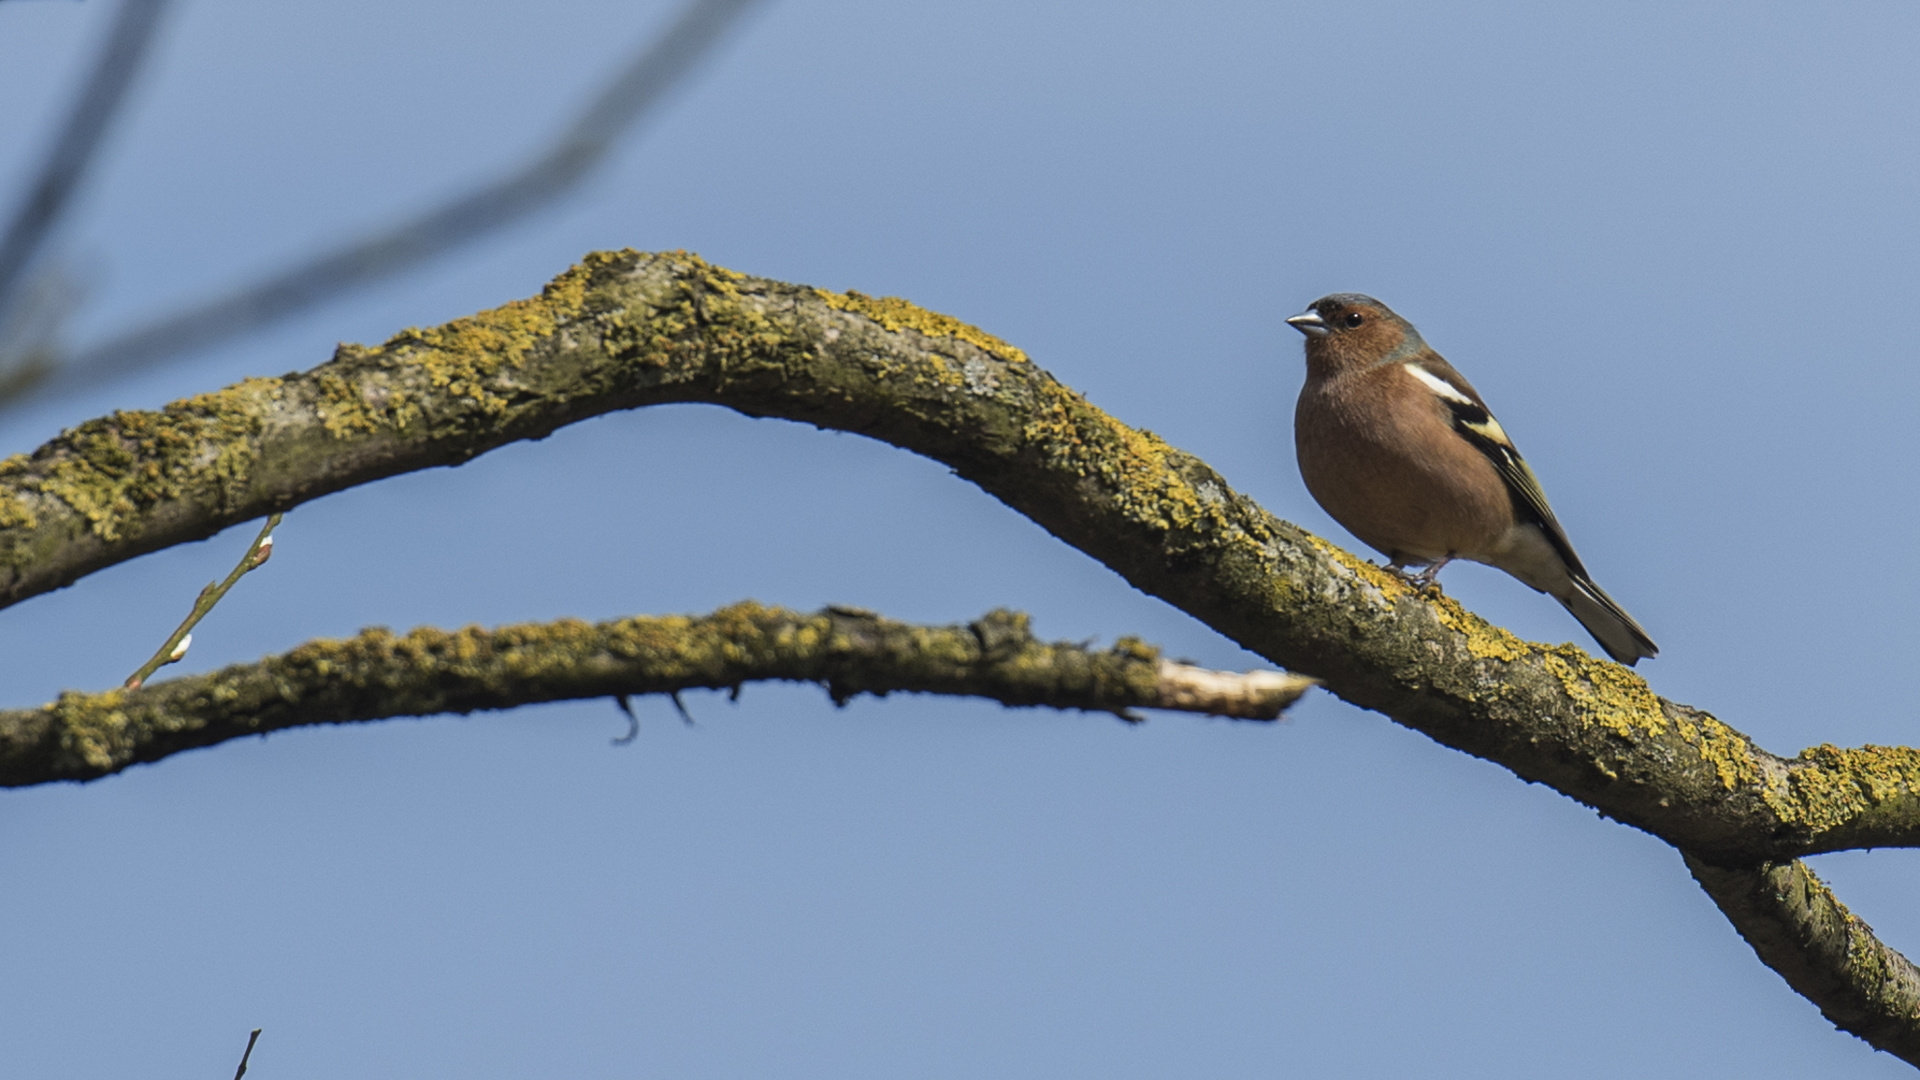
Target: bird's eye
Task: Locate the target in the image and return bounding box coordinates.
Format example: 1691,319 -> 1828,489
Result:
1343,312 -> 1365,328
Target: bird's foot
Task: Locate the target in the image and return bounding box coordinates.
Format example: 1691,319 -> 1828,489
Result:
1408,556 -> 1453,593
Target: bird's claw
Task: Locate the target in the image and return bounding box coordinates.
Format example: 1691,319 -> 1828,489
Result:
1387,556 -> 1451,593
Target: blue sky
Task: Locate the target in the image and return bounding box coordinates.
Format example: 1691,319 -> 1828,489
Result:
2,1 -> 1918,1075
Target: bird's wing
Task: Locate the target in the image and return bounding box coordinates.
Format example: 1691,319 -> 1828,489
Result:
1400,360 -> 1590,578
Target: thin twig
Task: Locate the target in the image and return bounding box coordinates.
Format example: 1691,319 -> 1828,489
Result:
231,1029 -> 261,1080
0,0 -> 174,322
611,694 -> 639,745
28,0 -> 763,404
124,512 -> 281,689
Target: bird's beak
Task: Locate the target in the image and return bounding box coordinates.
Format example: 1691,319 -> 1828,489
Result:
1286,310 -> 1328,338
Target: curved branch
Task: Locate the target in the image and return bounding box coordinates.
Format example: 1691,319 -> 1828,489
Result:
5,249 -> 1920,1058
0,250 -> 1910,861
0,603 -> 1313,786
1687,853 -> 1920,1067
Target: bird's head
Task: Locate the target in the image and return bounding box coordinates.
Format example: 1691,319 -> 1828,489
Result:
1286,294 -> 1422,377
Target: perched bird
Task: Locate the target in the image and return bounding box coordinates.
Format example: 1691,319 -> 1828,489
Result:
1285,294 -> 1657,665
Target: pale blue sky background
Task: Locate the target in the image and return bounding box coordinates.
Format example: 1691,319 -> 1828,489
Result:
2,1 -> 1918,1075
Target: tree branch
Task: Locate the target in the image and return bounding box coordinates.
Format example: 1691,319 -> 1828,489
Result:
0,0 -> 174,319
0,250 -> 1910,861
0,603 -> 1313,786
1687,853 -> 1920,1066
3,250 -> 1918,1059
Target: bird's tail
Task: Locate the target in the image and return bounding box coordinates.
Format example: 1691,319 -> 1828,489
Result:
1557,576 -> 1658,666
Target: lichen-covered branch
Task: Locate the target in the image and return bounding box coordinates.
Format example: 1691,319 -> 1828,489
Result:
1687,854 -> 1920,1067
0,250 -> 1912,863
0,603 -> 1313,786
2,250 -> 1919,1059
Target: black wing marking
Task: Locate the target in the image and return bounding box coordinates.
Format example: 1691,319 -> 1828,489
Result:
1437,396 -> 1591,579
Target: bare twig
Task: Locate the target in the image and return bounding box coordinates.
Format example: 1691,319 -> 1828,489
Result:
611,694 -> 640,744
124,513 -> 280,689
1152,661 -> 1318,719
0,0 -> 174,374
669,689 -> 696,725
231,1028 -> 261,1080
27,0 -> 763,404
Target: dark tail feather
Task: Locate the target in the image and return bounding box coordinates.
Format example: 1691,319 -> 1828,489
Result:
1558,576 -> 1658,665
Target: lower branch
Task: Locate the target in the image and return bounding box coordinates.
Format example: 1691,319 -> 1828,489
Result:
1686,853 -> 1920,1066
0,603 -> 1313,786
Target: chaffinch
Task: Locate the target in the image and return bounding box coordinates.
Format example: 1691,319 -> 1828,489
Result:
1286,294 -> 1657,665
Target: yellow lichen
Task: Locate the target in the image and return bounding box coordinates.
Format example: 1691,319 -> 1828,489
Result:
0,498 -> 31,530
392,273 -> 579,413
308,255 -> 614,439
1098,424 -> 1208,530
1011,386 -> 1233,541
1541,645 -> 1666,738
0,451 -> 34,528
1763,743 -> 1920,832
1676,712 -> 1762,791
591,251 -> 792,380
50,687 -> 136,770
29,377 -> 279,541
815,289 -> 1030,366
1428,594 -> 1531,662
315,371 -> 382,437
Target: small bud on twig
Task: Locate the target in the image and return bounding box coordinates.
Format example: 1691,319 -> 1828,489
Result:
123,512 -> 283,690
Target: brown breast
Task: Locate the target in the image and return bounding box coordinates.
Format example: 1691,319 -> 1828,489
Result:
1293,365 -> 1515,564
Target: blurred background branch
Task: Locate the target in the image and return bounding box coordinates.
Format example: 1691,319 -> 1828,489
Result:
0,0 -> 762,409
0,0 -> 173,397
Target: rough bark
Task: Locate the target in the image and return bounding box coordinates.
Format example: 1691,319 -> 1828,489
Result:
0,604 -> 1312,786
0,250 -> 1909,862
1688,854 -> 1920,1063
1,249 -> 1915,1062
